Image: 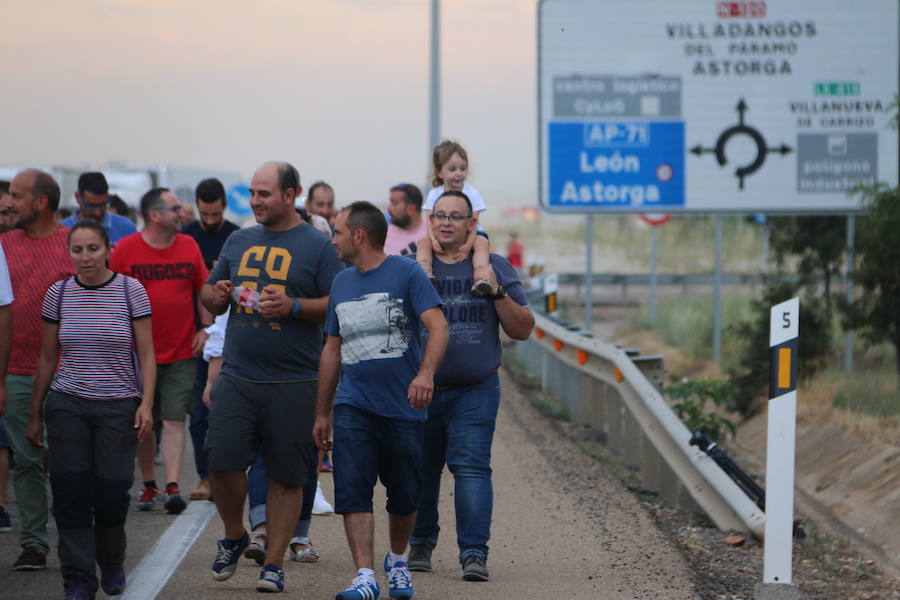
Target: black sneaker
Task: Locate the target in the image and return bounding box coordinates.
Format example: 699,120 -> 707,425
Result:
407,545 -> 433,572
461,555 -> 489,582
13,545 -> 47,571
101,568 -> 126,595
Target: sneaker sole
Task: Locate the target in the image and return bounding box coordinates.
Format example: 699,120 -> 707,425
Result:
13,564 -> 47,571
256,580 -> 284,593
0,527 -> 11,533
244,546 -> 266,566
211,566 -> 237,582
462,570 -> 489,582
389,590 -> 414,599
407,563 -> 431,572
164,497 -> 187,514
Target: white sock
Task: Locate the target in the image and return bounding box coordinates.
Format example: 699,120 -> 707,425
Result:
357,568 -> 376,581
388,551 -> 407,566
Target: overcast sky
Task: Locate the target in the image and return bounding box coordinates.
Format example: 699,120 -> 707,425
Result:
0,0 -> 537,209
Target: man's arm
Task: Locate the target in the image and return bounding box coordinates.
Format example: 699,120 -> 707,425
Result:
201,281 -> 233,315
494,294 -> 535,341
313,335 -> 342,450
0,304 -> 10,416
407,306 -> 448,409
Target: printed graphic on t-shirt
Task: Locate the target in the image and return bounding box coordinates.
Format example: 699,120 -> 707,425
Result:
433,277 -> 488,346
335,293 -> 411,364
129,263 -> 197,281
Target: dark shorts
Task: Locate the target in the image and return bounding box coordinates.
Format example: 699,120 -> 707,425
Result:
205,373 -> 316,486
332,403 -> 424,516
0,419 -> 9,448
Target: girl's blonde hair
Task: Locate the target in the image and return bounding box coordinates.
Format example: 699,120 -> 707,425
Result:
430,140 -> 469,188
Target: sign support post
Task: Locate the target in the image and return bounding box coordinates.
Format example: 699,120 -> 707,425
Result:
755,297 -> 800,600
584,214 -> 594,334
843,215 -> 855,373
713,215 -> 723,362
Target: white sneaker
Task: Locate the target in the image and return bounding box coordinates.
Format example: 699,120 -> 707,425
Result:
312,482 -> 334,515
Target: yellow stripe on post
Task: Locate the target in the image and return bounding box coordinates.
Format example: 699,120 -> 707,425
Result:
778,347 -> 791,389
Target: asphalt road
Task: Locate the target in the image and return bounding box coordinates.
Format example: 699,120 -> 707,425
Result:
1,370 -> 698,599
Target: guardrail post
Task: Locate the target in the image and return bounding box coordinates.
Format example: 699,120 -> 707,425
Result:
605,386 -> 624,457
621,401 -> 642,472
640,432 -> 663,494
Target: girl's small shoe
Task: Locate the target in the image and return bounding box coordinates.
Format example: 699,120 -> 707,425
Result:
289,537 -> 320,563
471,280 -> 494,296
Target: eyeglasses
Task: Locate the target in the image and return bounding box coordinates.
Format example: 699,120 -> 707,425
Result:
432,213 -> 470,223
155,205 -> 182,213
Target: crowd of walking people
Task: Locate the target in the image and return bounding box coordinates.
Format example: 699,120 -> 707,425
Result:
0,140 -> 534,599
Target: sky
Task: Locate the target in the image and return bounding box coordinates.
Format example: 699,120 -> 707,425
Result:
0,0 -> 537,213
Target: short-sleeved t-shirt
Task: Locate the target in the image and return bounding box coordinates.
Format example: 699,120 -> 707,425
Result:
326,255 -> 441,422
110,232 -> 208,365
420,253 -> 528,388
61,211 -> 137,246
1,226 -> 76,375
41,273 -> 152,400
384,220 -> 428,257
0,242 -> 13,306
208,222 -> 344,382
182,220 -> 241,269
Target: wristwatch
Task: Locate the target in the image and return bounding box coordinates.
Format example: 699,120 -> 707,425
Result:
491,284 -> 508,301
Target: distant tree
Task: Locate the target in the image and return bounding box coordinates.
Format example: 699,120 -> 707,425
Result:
728,277 -> 831,415
841,183 -> 900,387
768,215 -> 845,320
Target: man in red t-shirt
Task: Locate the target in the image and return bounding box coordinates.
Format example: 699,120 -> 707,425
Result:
110,188 -> 209,515
0,169 -> 75,570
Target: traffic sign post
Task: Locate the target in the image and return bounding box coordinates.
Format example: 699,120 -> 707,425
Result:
538,0 -> 899,214
756,297 -> 800,600
544,273 -> 559,314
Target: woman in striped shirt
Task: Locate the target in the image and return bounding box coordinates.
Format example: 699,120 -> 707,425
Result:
26,220 -> 156,600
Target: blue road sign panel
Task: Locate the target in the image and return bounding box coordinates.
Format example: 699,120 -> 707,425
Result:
548,120 -> 685,210
227,183 -> 252,216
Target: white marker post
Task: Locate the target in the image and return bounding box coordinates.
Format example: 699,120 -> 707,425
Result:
756,297 -> 800,600
544,273 -> 559,315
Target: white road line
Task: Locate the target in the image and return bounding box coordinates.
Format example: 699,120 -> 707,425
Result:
121,502 -> 217,600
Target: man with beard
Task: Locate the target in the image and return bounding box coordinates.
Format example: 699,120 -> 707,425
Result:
0,169 -> 75,570
384,184 -> 427,257
181,178 -> 240,502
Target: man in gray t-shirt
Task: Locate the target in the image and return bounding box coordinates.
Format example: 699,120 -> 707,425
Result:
200,161 -> 343,593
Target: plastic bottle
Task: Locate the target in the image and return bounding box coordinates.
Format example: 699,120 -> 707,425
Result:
232,285 -> 260,310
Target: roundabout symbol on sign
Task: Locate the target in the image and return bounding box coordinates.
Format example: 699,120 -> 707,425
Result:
690,98 -> 792,190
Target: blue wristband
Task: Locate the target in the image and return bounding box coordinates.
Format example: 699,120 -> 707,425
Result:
291,297 -> 302,318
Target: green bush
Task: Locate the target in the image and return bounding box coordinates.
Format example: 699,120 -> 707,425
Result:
664,379 -> 736,443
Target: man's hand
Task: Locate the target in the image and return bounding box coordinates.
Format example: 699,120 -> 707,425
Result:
407,372 -> 434,409
313,413 -> 333,451
202,382 -> 213,408
258,286 -> 292,319
26,416 -> 43,449
191,329 -> 209,356
134,402 -> 153,442
210,280 -> 234,306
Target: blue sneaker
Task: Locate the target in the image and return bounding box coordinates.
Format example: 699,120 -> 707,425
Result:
256,563 -> 285,593
211,531 -> 249,581
387,561 -> 414,599
382,552 -> 393,573
335,575 -> 380,600
101,568 -> 126,595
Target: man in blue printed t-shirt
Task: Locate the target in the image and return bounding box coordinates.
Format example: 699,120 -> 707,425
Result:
408,190 -> 534,582
61,172 -> 136,246
313,201 -> 448,600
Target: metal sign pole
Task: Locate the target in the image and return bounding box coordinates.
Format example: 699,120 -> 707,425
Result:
429,0 -> 440,152
844,215 -> 855,373
713,215 -> 723,362
650,225 -> 658,327
585,214 -> 594,334
757,297 -> 800,600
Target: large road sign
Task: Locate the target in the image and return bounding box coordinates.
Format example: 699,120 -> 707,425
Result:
538,0 -> 899,213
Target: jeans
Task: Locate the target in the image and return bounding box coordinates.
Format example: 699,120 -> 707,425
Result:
411,374 -> 500,564
4,374 -> 49,552
188,359 -> 209,480
247,450 -> 318,537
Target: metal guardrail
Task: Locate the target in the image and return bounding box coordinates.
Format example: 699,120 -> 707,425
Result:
513,310 -> 766,538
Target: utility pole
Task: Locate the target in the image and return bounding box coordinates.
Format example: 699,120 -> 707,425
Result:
429,0 -> 441,153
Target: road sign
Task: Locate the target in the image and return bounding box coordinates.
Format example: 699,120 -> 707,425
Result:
538,0 -> 899,214
227,183 -> 252,217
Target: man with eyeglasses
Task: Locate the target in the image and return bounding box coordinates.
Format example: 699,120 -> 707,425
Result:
61,172 -> 136,246
384,183 -> 427,257
407,190 -> 534,582
110,188 -> 209,516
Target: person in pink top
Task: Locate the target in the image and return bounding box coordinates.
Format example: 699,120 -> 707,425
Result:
383,184 -> 427,257
0,169 -> 76,571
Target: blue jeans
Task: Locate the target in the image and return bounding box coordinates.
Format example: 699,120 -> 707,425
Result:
189,359 -> 209,480
411,374 -> 500,564
247,450 -> 318,536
